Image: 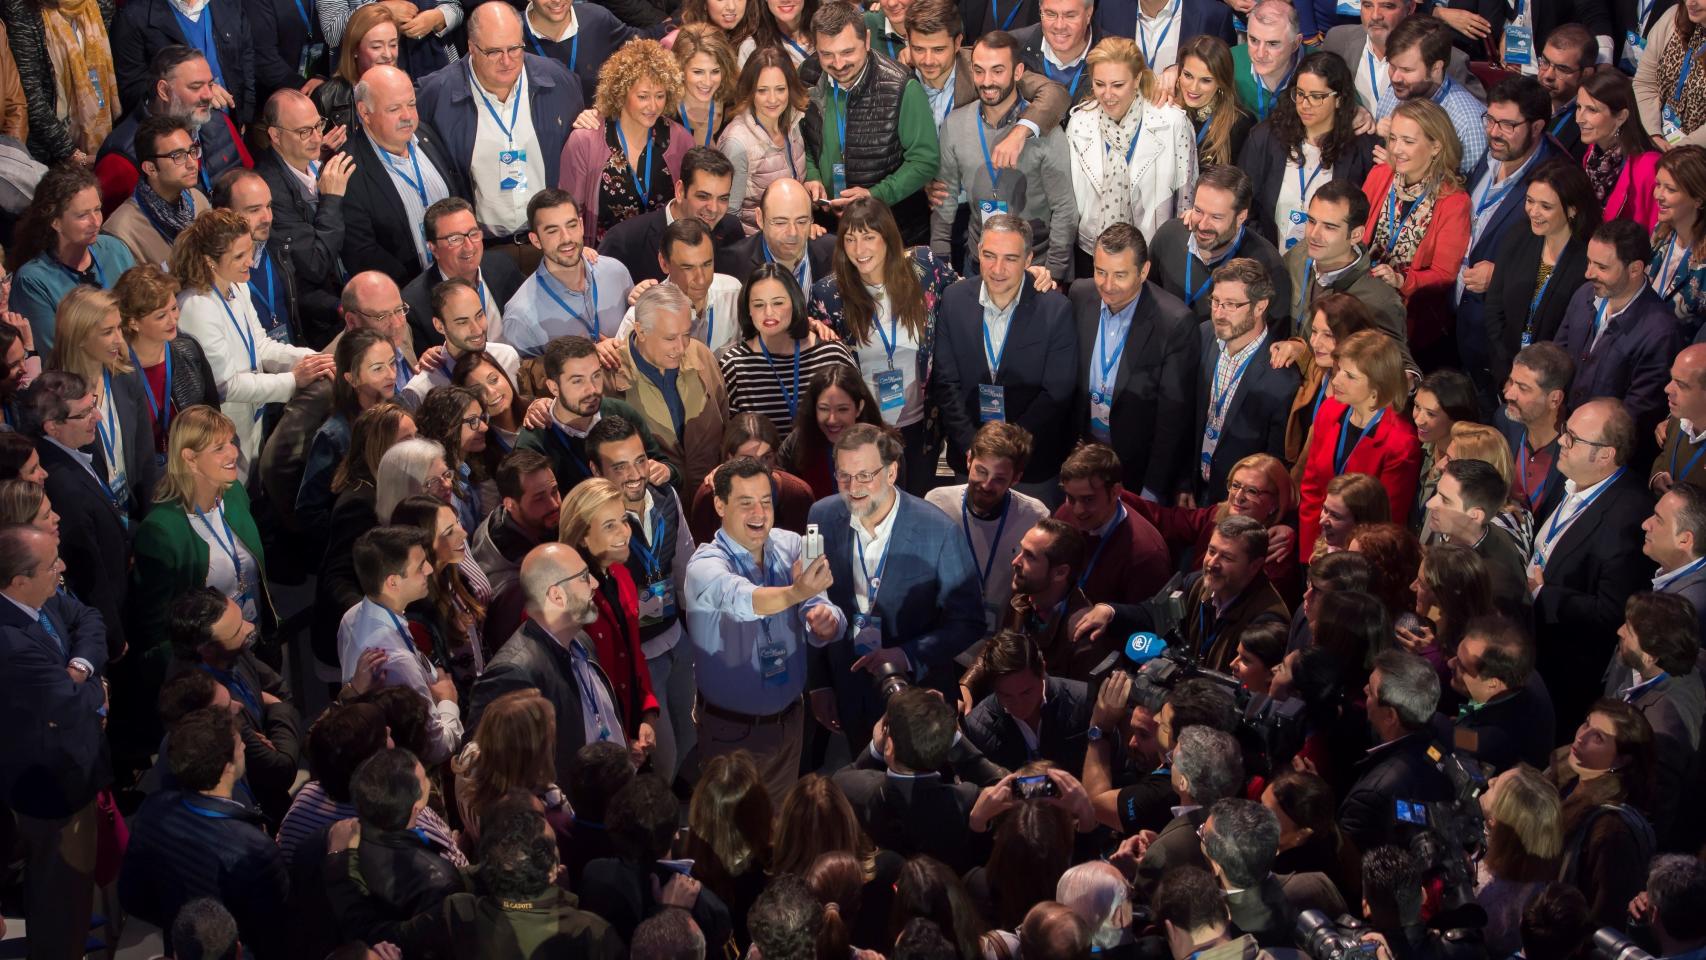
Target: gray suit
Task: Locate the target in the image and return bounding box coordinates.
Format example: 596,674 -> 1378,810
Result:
1321,25 -> 1486,108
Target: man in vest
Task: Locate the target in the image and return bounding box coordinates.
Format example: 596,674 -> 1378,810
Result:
95,45 -> 251,216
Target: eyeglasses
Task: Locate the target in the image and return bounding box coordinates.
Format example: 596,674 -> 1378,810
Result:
1561,427 -> 1611,449
460,412 -> 490,430
1536,55 -> 1581,76
356,304 -> 411,324
1226,480 -> 1275,500
1480,112 -> 1530,135
431,468 -> 455,487
57,403 -> 99,423
1292,88 -> 1336,106
434,228 -> 484,249
835,468 -> 886,486
474,43 -> 526,60
148,143 -> 203,165
280,119 -> 329,141
1209,297 -> 1251,311
552,568 -> 596,592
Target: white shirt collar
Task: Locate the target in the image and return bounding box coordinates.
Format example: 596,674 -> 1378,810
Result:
1561,469 -> 1617,503
525,3 -> 578,40
1043,36 -> 1092,70
851,492 -> 902,544
550,405 -> 600,438
1681,418 -> 1706,444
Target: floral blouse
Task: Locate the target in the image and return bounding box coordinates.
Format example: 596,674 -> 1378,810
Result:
807,245 -> 958,411
598,119 -> 677,235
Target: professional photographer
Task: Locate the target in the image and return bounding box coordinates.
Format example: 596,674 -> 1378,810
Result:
961,630 -> 1095,777
1358,846 -> 1488,960
1133,726 -> 1245,896
1200,798 -> 1347,948
1340,650 -> 1455,853
1449,616 -> 1556,774
1155,867 -> 1279,960
1084,672 -> 1238,834
1176,516 -> 1291,672
1628,855 -> 1706,960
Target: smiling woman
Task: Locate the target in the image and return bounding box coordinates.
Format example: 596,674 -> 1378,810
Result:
721,263 -> 859,440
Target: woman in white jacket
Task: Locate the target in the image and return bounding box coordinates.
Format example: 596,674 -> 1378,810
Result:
170,210 -> 333,473
1067,37 -> 1198,275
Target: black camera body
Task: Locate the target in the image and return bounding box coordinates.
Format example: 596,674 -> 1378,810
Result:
1296,911 -> 1382,960
1392,746 -> 1491,918
871,659 -> 910,704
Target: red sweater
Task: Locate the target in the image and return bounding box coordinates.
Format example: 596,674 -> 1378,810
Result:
1359,164 -> 1471,354
1297,396 -> 1424,561
585,562 -> 659,734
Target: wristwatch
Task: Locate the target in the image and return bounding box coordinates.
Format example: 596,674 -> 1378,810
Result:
1087,724 -> 1106,743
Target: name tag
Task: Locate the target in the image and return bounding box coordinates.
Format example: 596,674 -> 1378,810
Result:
1623,30 -> 1647,73
639,579 -> 676,622
1504,22 -> 1534,65
978,383 -> 1006,423
1090,390 -> 1112,441
1283,210 -> 1307,251
831,163 -> 848,197
853,613 -> 883,656
875,367 -> 905,414
758,635 -> 789,684
977,199 -> 1009,223
499,149 -> 530,192
1665,105 -> 1686,144
299,41 -> 327,77
265,324 -> 292,343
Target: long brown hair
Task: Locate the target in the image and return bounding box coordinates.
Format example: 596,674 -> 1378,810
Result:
771,773 -> 876,876
679,0 -> 755,43
332,401 -> 413,494
452,688 -> 557,836
832,196 -> 928,344
389,493 -> 488,653
8,164 -> 99,272
732,46 -> 809,127
1177,36 -> 1245,167
686,752 -> 773,895
1580,70 -> 1654,159
786,364 -> 884,474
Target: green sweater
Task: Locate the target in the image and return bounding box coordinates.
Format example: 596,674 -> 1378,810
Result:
1231,44 -> 1294,123
131,481 -> 271,664
806,69 -> 941,206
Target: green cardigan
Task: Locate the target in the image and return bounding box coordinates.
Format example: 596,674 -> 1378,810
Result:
131,481 -> 272,665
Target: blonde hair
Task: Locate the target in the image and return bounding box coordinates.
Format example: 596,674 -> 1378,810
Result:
1334,330 -> 1409,414
157,405 -> 238,506
170,209 -> 251,294
1484,766 -> 1563,882
48,287 -> 130,381
1085,37 -> 1157,105
1214,452 -> 1296,524
0,478 -> 46,527
558,477 -> 624,548
1447,422 -> 1516,487
114,264 -> 181,338
673,23 -> 739,107
593,39 -> 684,121
1390,99 -> 1465,190
336,4 -> 401,85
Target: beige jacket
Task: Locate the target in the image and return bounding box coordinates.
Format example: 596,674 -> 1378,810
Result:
606,337 -> 727,494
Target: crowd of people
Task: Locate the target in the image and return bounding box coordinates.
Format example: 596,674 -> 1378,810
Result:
6,0 -> 1706,956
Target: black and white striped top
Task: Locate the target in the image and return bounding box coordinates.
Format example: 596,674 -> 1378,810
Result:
719,337 -> 858,440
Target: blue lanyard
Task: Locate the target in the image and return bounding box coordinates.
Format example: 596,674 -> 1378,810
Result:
474,65 -> 523,146
1650,233 -> 1693,298
130,344 -> 174,441
856,523 -> 895,602
830,80 -> 850,159
1195,120 -> 1210,146
783,36 -> 810,61
628,507 -> 668,581
1382,182 -> 1431,254
1590,297 -> 1617,345
1137,0 -> 1179,68
1296,160 -> 1325,210
181,799 -> 241,819
1675,46 -> 1700,106
1540,467 -> 1626,552
1333,407 -> 1384,473
1527,265 -> 1557,326
961,491 -> 1011,586
383,607 -> 419,654
614,123 -> 655,209
1671,430 -> 1706,479
680,102 -> 716,146
524,22 -> 578,70
1252,63 -> 1293,120
290,0 -> 315,37
1365,50 -> 1386,104
977,109 -> 1005,190
96,369 -> 119,479
989,0 -> 1020,32
1092,304 -> 1129,395
254,253 -> 277,325
197,662 -> 262,719
1516,427 -> 1555,507
387,140 -> 429,207
217,289 -> 257,372
194,501 -> 246,591
1045,58 -> 1085,98
761,237 -> 808,289
1310,376 -> 1328,425
1550,104 -> 1577,138
714,530 -> 778,639
873,302 -> 902,367
1196,603 -> 1219,659
982,301 -> 1014,374
1183,228 -> 1244,306
1107,116 -> 1144,164
1078,503 -> 1126,587
548,420 -> 594,479
1211,340 -> 1260,421
539,265 -> 600,339
758,337 -> 802,419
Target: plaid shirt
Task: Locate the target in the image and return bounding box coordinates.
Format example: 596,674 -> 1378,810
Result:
1200,331 -> 1268,479
1375,78 -> 1488,177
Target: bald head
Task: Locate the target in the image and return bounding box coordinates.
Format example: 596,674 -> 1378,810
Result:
1019,902 -> 1090,960
1668,344 -> 1706,425
341,271 -> 408,344
519,543 -> 599,625
266,89 -> 328,169
468,0 -> 521,44
758,178 -> 813,266
355,65 -> 418,153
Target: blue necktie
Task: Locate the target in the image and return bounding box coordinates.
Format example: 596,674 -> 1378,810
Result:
37,610 -> 63,655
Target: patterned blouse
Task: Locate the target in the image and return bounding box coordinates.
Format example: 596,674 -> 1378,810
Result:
1370,173 -> 1440,272
597,119 -> 677,236
1650,224 -> 1706,335
807,246 -> 959,402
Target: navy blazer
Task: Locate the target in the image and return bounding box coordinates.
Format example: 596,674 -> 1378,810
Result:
1457,140 -> 1559,377
1552,284 -> 1682,439
932,276 -> 1079,481
1068,280 -> 1198,498
806,492 -> 984,746
0,590 -> 109,819
715,231 -> 840,288
416,55 -> 585,217
606,207 -> 749,284
38,438 -> 132,662
112,0 -> 257,123
521,3 -> 656,107
338,124 -> 471,286
1192,323 -> 1302,503
1094,0 -> 1234,54
255,149 -> 346,349
401,254 -> 525,350
1010,22 -> 1103,112
1496,408 -> 1567,522
246,0 -> 326,105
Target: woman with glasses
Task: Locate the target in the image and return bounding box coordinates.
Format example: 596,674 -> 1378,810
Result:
1238,51 -> 1377,251
114,265 -> 220,465
172,209 -> 331,471
414,385 -> 492,536
721,263 -> 856,440
1577,70 -> 1661,229
1635,0 -> 1706,151
312,4 -> 401,135
559,40 -> 691,246
1481,160 -> 1599,384
558,477 -> 661,764
779,363 -> 885,499
738,0 -> 817,66
9,164 -> 135,352
719,46 -> 809,234
1297,329 -> 1422,561
46,285 -> 160,517
1176,36 -> 1253,170
689,411 -> 816,541
1125,452 -> 1302,594
1273,292 -> 1376,469
1647,145 -> 1706,335
1358,99 -> 1470,361
674,24 -> 738,148
807,196 -> 957,495
390,493 -> 493,684
133,404 -> 275,662
296,328 -> 397,542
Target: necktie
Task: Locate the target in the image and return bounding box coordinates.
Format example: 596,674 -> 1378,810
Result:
37,609 -> 63,655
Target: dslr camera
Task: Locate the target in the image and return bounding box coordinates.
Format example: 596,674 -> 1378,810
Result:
1296,911 -> 1381,960
1392,747 -> 1491,918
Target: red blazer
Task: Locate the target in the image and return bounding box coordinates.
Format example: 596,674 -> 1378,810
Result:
1359,164 -> 1471,354
585,562 -> 660,735
1297,396 -> 1424,561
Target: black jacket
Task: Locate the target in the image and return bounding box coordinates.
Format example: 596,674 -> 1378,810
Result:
338,124 -> 470,286
1147,217 -> 1292,329
469,620 -> 625,782
1010,21 -> 1103,114
311,485 -> 377,665
321,827 -> 470,945
38,437 -> 131,661
1235,120 -> 1378,249
1339,730 -> 1456,853
111,0 -> 257,122
603,206 -> 747,284
831,766 -> 987,873
1453,676 -> 1556,774
1481,211 -> 1592,385
255,149 -> 346,349
961,675 -> 1093,777
1067,279 -> 1198,498
1456,140 -> 1562,381
577,857 -> 734,948
714,229 -> 838,288
166,651 -> 302,822
401,255 -> 525,351
246,0 -> 327,105
1191,321 -> 1302,503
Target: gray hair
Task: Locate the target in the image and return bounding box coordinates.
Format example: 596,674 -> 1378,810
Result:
1173,726 -> 1243,806
1249,0 -> 1299,33
982,212 -> 1034,251
353,79 -> 373,107
1203,799 -> 1280,888
1056,862 -> 1129,950
1214,514 -> 1269,564
1648,854 -> 1706,940
1371,649 -> 1440,729
632,906 -> 707,960
633,281 -> 693,334
376,437 -> 447,522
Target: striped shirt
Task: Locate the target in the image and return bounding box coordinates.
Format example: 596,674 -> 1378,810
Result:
275,779 -> 467,868
719,337 -> 857,440
371,133 -> 453,269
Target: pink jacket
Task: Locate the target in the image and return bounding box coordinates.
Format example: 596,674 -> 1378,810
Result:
557,120 -> 693,246
1585,146 -> 1661,231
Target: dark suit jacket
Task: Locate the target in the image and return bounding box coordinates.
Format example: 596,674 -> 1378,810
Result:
1531,470 -> 1653,728
1147,218 -> 1292,329
108,366 -> 162,516
1135,808 -> 1209,897
1658,561 -> 1706,645
1553,284 -> 1681,439
1482,230 -> 1590,384
1453,677 -> 1556,774
577,858 -> 734,949
112,0 -> 257,122
1011,22 -> 1103,112
416,55 -> 585,206
1191,323 -> 1302,503
831,767 -> 986,873
713,230 -> 838,288
256,148 -> 347,349
38,438 -> 131,661
0,590 -> 108,819
1457,140 -> 1560,376
933,276 -> 1078,480
1235,120 -> 1378,248
1475,524 -> 1532,621
807,492 -> 984,745
246,0 -> 325,105
339,125 -> 471,286
1228,873 -> 1349,947
604,206 -> 747,284
961,675 -> 1094,776
401,255 -> 525,350
1093,0 -> 1233,55
469,620 -> 625,782
1067,280 -> 1197,498
1339,730 -> 1455,853
1441,0 -> 1612,65
960,0 -> 1037,42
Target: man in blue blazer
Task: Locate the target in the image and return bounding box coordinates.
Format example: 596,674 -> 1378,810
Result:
1092,0 -> 1234,69
1458,76 -> 1558,407
931,215 -> 1079,487
1189,258 -> 1301,506
807,424 -> 984,751
0,526 -> 110,960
